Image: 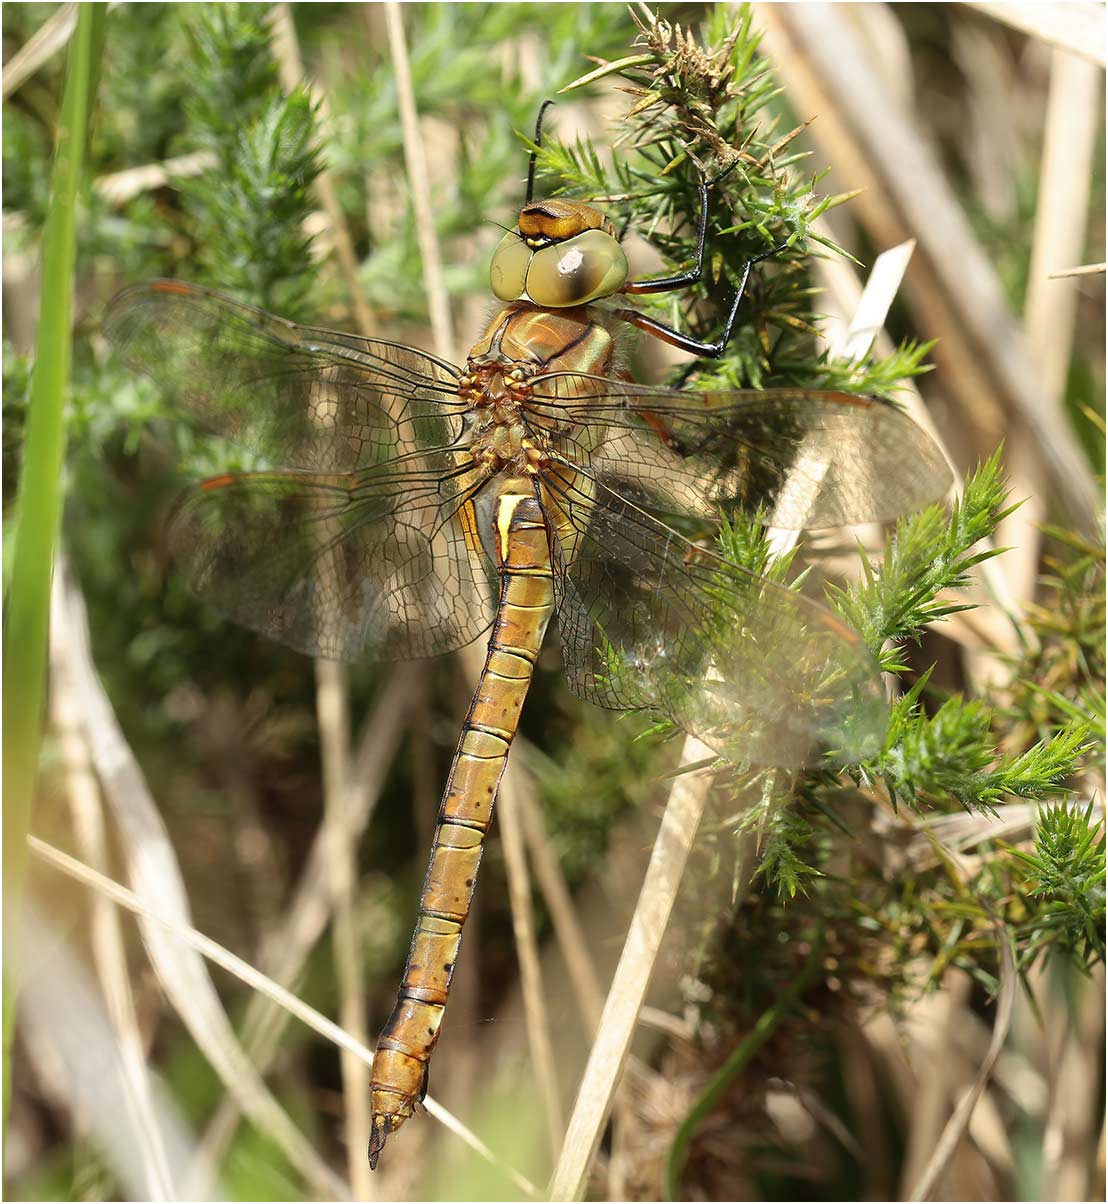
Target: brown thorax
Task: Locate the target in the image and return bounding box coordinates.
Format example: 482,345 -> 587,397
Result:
459,356 -> 543,475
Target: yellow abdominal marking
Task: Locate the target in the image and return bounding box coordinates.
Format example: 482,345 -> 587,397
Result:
497,492 -> 530,562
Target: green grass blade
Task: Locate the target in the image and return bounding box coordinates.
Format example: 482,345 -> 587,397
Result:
2,2 -> 106,1127
663,940 -> 824,1201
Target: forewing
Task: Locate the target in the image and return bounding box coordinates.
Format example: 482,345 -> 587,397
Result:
527,375 -> 951,529
538,467 -> 887,767
170,460 -> 497,662
103,281 -> 467,472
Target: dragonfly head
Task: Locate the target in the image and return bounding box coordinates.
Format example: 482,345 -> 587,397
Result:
490,198 -> 628,307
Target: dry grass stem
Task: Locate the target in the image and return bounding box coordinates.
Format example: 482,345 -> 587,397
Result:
315,659 -> 372,1199
899,974 -> 977,1196
49,562 -> 176,1201
906,926 -> 1018,1200
759,2 -> 1099,530
968,2 -> 1106,67
497,770 -> 567,1160
906,800 -> 1104,870
1000,46 -> 1102,615
636,1007 -> 695,1042
283,69 -> 377,1175
871,806 -> 1022,1200
94,152 -> 218,207
515,755 -> 606,1033
1042,964 -> 1105,1199
1048,262 -> 1106,278
547,735 -> 715,1201
28,836 -> 540,1200
382,1 -> 456,361
1,2 -> 78,100
1024,48 -> 1101,402
824,238 -> 919,364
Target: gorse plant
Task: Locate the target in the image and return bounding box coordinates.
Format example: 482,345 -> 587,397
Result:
527,12 -> 1101,1191
1009,802 -> 1106,971
180,5 -> 323,316
540,5 -> 932,395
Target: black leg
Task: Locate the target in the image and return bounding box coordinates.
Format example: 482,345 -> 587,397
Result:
622,160 -> 741,296
622,178 -> 714,296
614,239 -> 790,358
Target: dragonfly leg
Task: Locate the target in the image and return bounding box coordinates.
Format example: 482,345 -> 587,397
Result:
618,168 -> 791,357
613,237 -> 790,358
621,176 -> 721,296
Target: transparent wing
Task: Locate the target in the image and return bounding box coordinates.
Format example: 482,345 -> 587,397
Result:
527,374 -> 951,530
170,458 -> 497,662
537,465 -> 887,767
103,281 -> 467,472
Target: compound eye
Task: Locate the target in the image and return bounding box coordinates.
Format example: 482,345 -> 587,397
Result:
489,231 -> 532,301
525,229 -> 628,307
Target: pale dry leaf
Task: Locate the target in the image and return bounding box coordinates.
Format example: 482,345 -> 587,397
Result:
28,836 -> 541,1200
52,564 -> 348,1200
18,905 -> 206,1200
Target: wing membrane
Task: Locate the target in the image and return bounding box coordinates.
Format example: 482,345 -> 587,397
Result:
538,465 -> 887,767
527,375 -> 950,529
103,281 -> 467,472
171,458 -> 496,662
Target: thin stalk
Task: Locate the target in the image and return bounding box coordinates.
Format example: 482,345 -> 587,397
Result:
382,0 -> 456,360
2,2 -> 79,100
2,0 -> 103,1127
999,47 -> 1101,610
547,735 -> 715,1201
663,939 -> 824,1201
315,658 -> 372,1199
516,758 -> 605,1032
498,771 -> 565,1160
28,836 -> 540,1200
50,563 -> 175,1201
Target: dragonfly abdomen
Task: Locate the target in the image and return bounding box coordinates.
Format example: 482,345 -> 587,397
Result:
369,485 -> 554,1166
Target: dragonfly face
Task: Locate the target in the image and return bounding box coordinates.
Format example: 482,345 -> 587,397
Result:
490,197 -> 629,306
104,172 -> 952,1168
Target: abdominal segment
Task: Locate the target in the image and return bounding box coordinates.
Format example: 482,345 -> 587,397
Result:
368,487 -> 555,1166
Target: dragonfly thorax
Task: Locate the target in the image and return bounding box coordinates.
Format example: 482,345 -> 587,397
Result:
458,301 -> 617,477
456,357 -> 526,470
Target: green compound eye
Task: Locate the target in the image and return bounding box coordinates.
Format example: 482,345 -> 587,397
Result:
525,229 -> 628,307
489,231 -> 532,301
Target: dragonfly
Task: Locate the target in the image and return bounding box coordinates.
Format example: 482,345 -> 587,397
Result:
104,126 -> 950,1168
